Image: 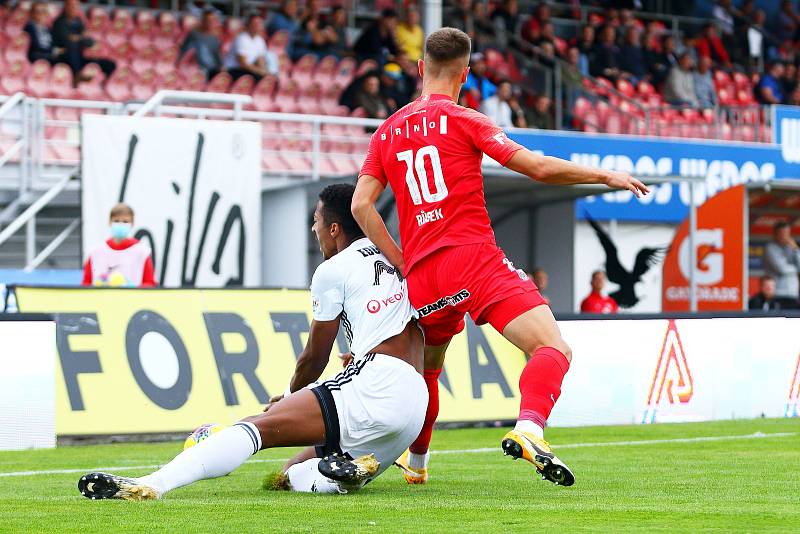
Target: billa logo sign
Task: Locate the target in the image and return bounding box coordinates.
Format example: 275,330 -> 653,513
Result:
786,354 -> 800,418
642,320 -> 694,423
661,185 -> 744,311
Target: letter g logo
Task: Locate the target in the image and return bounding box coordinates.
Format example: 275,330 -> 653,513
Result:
367,300 -> 381,314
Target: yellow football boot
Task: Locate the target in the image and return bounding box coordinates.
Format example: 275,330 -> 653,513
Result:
501,430 -> 575,486
393,449 -> 428,484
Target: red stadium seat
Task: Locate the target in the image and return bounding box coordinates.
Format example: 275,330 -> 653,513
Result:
314,55 -> 339,83
637,80 -> 655,96
86,6 -> 110,34
105,65 -> 133,101
76,64 -> 106,100
334,57 -> 356,85
135,10 -> 156,36
732,71 -> 751,91
292,54 -> 317,85
25,59 -> 52,97
616,79 -> 635,98
4,33 -> 29,63
229,74 -> 255,95
49,63 -> 74,99
268,31 -> 290,55
130,68 -> 158,101
206,71 -> 232,93
180,70 -> 207,92
0,59 -> 28,94
356,59 -> 378,77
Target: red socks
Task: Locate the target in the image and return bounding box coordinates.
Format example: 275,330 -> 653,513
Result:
409,368 -> 442,455
518,347 -> 570,428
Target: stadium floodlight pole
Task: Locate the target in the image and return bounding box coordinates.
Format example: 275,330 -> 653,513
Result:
688,179 -> 698,312
422,0 -> 442,37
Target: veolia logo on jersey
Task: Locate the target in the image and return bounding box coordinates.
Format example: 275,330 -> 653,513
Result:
366,292 -> 404,314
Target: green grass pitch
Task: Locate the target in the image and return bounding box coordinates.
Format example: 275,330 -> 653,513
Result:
0,418 -> 798,533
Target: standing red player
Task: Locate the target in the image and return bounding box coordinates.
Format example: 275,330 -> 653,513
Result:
352,28 -> 648,486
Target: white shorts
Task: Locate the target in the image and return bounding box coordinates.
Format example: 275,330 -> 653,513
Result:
311,353 -> 428,476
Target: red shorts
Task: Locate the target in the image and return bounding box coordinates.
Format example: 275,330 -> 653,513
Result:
406,242 -> 548,346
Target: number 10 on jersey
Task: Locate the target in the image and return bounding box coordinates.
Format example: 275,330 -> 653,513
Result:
396,146 -> 448,205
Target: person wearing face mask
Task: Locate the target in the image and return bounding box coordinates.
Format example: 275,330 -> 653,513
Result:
81,203 -> 157,287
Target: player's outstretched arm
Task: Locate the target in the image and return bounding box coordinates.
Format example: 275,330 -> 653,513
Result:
288,318 -> 340,393
352,175 -> 406,274
505,150 -> 650,198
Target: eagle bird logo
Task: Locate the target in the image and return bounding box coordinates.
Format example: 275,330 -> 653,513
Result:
586,215 -> 668,308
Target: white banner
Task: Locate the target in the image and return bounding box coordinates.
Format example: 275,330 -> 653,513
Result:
81,115 -> 262,287
0,318 -> 56,450
553,317 -> 800,426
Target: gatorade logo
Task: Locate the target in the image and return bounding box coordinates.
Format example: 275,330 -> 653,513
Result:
786,353 -> 800,418
780,117 -> 800,163
642,320 -> 694,423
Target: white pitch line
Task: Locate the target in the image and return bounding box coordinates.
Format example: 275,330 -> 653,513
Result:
430,431 -> 798,455
0,431 -> 795,479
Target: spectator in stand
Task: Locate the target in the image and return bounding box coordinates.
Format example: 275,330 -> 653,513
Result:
695,23 -> 731,69
521,2 -> 550,46
480,81 -> 525,127
764,221 -> 800,308
664,52 -> 698,106
52,0 -> 115,80
590,24 -> 622,80
712,0 -> 735,48
224,15 -> 276,82
619,26 -> 647,83
530,267 -> 550,305
491,0 -> 520,49
179,9 -> 222,80
573,24 -> 595,76
748,275 -> 782,311
580,271 -> 618,314
268,0 -> 300,39
380,62 -> 414,110
395,4 -> 424,61
768,39 -> 797,65
292,11 -> 336,60
353,8 -> 399,64
618,9 -> 637,39
693,55 -> 716,108
353,73 -> 391,119
783,64 -> 798,97
647,34 -> 678,86
757,62 -> 785,105
747,10 -> 766,68
24,2 -> 59,64
82,203 -> 157,288
788,85 -> 800,105
472,1 -> 498,52
775,0 -> 798,43
563,46 -> 585,93
445,0 -> 475,38
462,52 -> 496,109
526,95 -> 553,130
536,40 -> 557,68
326,6 -> 349,58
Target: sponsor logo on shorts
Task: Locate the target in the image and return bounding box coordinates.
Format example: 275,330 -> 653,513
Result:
417,289 -> 471,317
366,292 -> 404,314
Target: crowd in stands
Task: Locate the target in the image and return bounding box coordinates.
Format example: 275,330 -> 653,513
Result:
3,0 -> 800,133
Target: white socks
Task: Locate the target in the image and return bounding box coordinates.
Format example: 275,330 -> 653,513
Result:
514,419 -> 545,439
408,451 -> 429,470
285,458 -> 340,494
137,422 -> 261,496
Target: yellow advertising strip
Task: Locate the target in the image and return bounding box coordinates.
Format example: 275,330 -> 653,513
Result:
15,287 -> 527,435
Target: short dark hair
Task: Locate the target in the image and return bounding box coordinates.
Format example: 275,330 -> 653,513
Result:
760,275 -> 775,283
774,220 -> 790,232
319,183 -> 364,239
109,202 -> 134,219
424,27 -> 471,76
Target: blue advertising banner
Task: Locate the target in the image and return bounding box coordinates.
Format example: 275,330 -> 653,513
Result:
502,126 -> 800,222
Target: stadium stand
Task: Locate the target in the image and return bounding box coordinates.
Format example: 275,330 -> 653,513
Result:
0,0 -> 796,172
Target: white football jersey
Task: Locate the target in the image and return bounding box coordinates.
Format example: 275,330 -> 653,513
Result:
311,237 -> 416,359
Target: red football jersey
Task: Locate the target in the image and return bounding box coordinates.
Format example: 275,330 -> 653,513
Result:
359,93 -> 524,274
580,292 -> 619,314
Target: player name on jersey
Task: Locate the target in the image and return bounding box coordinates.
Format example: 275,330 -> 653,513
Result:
379,113 -> 448,141
416,207 -> 444,227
